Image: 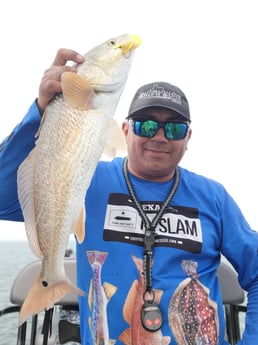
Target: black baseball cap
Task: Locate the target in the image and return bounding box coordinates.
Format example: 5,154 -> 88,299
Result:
127,81 -> 191,121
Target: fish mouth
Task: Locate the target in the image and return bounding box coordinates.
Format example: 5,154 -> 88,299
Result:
88,34 -> 142,91
119,34 -> 142,56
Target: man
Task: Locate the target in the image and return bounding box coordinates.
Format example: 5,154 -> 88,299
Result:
0,49 -> 257,345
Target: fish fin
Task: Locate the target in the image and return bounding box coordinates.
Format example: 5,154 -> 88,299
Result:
153,288 -> 163,304
86,250 -> 108,266
61,71 -> 99,110
182,259 -> 199,279
102,119 -> 127,158
162,336 -> 172,345
131,254 -> 143,273
122,280 -> 138,323
118,329 -> 131,345
103,282 -> 117,301
17,150 -> 44,258
73,207 -> 85,243
19,274 -> 85,325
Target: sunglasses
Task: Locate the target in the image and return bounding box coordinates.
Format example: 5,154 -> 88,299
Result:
129,119 -> 189,140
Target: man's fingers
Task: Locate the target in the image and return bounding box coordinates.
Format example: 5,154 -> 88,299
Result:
43,65 -> 77,83
37,48 -> 84,114
51,48 -> 84,67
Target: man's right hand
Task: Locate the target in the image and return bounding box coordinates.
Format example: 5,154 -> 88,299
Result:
37,48 -> 84,115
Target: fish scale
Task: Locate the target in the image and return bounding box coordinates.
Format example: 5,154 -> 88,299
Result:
17,34 -> 141,325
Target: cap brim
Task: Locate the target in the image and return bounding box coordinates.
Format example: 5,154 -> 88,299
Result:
127,105 -> 190,121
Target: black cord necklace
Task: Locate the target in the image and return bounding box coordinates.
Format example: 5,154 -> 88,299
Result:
122,157 -> 180,331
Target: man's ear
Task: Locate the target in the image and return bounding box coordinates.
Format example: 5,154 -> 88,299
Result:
122,121 -> 130,137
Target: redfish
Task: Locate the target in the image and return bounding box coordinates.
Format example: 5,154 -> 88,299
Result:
17,34 -> 141,325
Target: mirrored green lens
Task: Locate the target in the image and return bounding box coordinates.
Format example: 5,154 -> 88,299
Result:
133,120 -> 188,140
165,123 -> 188,140
140,120 -> 158,137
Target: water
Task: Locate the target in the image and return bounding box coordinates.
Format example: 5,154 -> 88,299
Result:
0,240 -> 76,345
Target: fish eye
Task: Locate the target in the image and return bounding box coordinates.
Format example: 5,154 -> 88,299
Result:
109,39 -> 117,46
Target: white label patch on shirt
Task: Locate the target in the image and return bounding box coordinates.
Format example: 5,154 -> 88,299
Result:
103,193 -> 202,253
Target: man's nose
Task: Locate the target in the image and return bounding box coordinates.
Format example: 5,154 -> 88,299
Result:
151,127 -> 167,141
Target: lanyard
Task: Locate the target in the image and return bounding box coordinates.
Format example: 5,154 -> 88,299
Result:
122,157 -> 180,293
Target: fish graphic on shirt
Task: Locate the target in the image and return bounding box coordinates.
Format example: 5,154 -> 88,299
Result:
119,255 -> 171,345
87,250 -> 117,345
168,260 -> 218,345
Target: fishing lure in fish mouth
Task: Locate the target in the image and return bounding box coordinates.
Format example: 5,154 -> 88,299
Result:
122,34 -> 142,55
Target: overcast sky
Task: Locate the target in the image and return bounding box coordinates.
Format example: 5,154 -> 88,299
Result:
1,0 -> 257,240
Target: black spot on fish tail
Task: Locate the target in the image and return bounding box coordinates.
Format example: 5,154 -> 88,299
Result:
42,281 -> 48,287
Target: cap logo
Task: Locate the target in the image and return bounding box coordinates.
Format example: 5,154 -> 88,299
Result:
138,85 -> 182,105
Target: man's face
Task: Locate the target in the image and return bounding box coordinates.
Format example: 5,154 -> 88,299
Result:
122,108 -> 192,181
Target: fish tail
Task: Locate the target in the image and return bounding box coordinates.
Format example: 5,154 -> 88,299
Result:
181,260 -> 199,279
19,275 -> 85,325
86,250 -> 108,267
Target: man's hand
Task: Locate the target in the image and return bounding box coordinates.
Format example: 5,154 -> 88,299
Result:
37,48 -> 84,115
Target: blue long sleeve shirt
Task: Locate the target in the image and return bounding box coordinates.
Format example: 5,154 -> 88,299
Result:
1,101 -> 258,345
